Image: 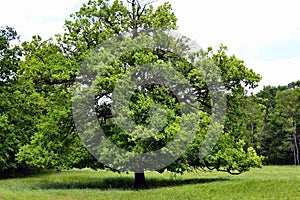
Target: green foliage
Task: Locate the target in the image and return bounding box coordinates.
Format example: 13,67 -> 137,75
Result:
16,36 -> 94,170
0,26 -> 30,173
209,45 -> 261,93
0,26 -> 21,84
238,96 -> 266,153
200,46 -> 263,173
59,0 -> 177,60
204,134 -> 262,174
270,88 -> 300,165
257,82 -> 300,165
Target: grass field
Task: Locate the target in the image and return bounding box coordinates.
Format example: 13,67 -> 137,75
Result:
0,166 -> 299,200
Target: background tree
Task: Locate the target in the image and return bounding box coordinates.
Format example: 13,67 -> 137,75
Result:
238,96 -> 266,154
257,81 -> 300,164
0,26 -> 29,176
16,36 -> 99,171
271,89 -> 300,165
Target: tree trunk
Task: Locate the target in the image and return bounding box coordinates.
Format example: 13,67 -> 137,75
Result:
134,172 -> 148,189
293,130 -> 299,165
251,123 -> 254,144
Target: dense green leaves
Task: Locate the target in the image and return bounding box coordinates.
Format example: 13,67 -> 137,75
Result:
268,89 -> 300,164
0,26 -> 21,85
257,82 -> 300,165
0,27 -> 26,173
59,0 -> 177,61
16,36 -> 93,170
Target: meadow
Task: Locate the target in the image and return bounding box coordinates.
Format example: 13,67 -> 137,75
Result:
0,166 -> 299,200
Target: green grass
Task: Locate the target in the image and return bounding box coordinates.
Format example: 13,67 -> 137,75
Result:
0,166 -> 300,200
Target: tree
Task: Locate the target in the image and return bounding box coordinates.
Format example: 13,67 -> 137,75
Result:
272,89 -> 300,165
0,27 -> 43,176
0,26 -> 26,175
0,26 -> 21,84
230,96 -> 266,155
17,0 -> 262,189
16,36 -> 98,171
256,82 -> 300,165
197,46 -> 262,175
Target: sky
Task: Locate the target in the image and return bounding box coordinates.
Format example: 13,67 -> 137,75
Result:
0,0 -> 299,92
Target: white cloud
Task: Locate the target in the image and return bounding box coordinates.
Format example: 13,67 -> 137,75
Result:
171,0 -> 300,56
0,0 -> 86,41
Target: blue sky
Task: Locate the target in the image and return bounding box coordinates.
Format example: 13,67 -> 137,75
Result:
0,0 -> 299,92
257,38 -> 300,61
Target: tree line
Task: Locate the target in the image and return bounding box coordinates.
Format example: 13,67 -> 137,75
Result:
257,82 -> 300,165
0,0 -> 299,188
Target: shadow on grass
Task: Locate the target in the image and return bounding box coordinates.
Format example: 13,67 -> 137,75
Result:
0,168 -> 52,179
34,176 -> 229,190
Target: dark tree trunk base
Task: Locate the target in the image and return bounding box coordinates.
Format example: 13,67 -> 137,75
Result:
134,172 -> 148,189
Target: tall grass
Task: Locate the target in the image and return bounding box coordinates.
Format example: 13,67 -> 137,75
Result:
0,166 -> 299,200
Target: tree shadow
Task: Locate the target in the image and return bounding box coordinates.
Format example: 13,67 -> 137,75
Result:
0,167 -> 51,179
35,176 -> 230,190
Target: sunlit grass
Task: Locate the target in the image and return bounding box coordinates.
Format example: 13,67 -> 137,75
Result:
0,166 -> 299,200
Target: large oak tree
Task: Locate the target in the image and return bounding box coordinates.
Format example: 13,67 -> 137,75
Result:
17,0 -> 262,188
